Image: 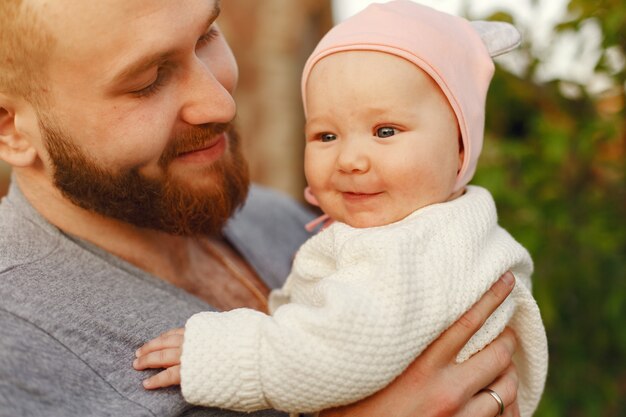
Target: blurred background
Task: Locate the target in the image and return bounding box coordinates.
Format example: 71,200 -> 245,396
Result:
1,0 -> 624,415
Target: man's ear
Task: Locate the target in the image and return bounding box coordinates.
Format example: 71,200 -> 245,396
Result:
0,94 -> 39,167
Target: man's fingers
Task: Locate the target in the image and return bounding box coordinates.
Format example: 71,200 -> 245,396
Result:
429,272 -> 515,363
459,363 -> 519,417
487,364 -> 520,417
456,327 -> 517,397
161,327 -> 185,337
142,365 -> 182,389
133,347 -> 182,370
136,331 -> 184,357
504,398 -> 522,417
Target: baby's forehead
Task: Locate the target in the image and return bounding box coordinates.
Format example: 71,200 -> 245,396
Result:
304,50 -> 457,130
308,50 -> 446,97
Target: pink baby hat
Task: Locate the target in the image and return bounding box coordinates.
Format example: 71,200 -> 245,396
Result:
301,0 -> 521,191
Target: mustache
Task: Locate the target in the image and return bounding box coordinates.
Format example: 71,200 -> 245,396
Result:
158,123 -> 232,168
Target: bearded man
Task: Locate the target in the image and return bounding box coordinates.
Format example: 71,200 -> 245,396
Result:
0,1 -> 521,416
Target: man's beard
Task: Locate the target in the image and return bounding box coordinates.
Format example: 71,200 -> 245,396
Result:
40,117 -> 250,236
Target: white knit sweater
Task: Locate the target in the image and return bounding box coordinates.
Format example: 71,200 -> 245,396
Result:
181,186 -> 548,416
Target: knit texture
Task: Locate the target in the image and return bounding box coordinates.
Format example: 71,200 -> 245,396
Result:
181,186 -> 548,415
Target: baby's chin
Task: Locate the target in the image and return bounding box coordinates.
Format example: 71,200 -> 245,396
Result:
335,188 -> 466,229
340,212 -> 408,229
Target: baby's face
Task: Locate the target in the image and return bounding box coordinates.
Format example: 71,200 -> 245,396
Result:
304,51 -> 463,228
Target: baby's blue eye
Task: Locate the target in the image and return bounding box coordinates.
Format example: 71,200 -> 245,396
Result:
320,133 -> 337,142
375,127 -> 397,138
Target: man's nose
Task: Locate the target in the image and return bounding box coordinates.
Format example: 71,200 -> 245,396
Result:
337,137 -> 369,174
179,59 -> 236,126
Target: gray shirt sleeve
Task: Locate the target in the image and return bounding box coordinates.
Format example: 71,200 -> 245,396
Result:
0,274 -> 292,417
0,309 -> 153,417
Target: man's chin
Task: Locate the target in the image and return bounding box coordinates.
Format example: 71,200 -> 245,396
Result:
167,163 -> 229,189
42,113 -> 249,236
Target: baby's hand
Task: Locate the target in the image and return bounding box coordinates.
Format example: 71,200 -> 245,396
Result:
133,327 -> 185,389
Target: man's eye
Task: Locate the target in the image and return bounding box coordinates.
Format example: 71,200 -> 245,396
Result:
320,133 -> 337,142
375,127 -> 397,138
132,70 -> 167,98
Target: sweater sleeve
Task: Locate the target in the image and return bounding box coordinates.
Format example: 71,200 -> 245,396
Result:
180,227 -> 451,413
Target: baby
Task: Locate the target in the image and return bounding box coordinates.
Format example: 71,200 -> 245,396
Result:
134,2 -> 548,416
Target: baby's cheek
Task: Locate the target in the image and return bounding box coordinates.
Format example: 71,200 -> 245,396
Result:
316,192 -> 342,219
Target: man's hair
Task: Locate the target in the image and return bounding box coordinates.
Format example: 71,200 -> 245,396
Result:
0,0 -> 55,106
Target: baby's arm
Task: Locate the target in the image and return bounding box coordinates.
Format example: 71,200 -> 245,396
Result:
177,248 -> 448,413
133,328 -> 185,389
134,274 -> 522,417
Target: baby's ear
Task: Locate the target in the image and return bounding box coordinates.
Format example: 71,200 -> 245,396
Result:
470,21 -> 522,57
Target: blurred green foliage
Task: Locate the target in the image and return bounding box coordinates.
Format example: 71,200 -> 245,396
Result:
474,2 -> 625,416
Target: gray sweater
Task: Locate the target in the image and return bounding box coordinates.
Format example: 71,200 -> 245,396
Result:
0,179 -> 314,417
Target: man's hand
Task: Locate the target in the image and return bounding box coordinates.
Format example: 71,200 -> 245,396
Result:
321,272 -> 521,417
133,327 -> 185,389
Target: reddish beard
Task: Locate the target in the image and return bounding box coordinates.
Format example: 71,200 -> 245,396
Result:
41,118 -> 250,236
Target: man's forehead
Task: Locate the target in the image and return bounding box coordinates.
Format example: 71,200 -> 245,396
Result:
33,0 -> 221,82
34,0 -> 220,38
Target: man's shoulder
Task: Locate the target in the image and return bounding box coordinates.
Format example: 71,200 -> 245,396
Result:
225,185 -> 316,289
240,184 -> 315,224
0,194 -> 61,273
230,185 -> 315,251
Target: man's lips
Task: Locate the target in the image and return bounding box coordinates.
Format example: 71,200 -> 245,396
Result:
176,133 -> 227,163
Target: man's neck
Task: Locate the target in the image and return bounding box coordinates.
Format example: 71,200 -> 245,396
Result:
14,170 -> 270,311
16,169 -> 184,268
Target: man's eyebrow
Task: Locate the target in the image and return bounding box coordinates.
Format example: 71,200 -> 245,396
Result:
110,1 -> 221,86
110,52 -> 174,86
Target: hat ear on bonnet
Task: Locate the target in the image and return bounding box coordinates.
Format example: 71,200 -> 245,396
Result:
470,20 -> 522,57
